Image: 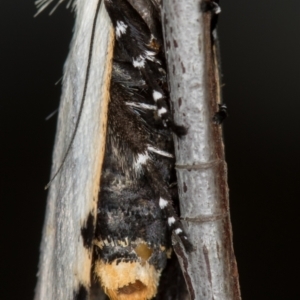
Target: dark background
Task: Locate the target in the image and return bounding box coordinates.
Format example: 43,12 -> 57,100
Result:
1,1 -> 299,299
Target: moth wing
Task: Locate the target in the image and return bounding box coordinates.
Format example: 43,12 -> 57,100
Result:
34,1 -> 114,299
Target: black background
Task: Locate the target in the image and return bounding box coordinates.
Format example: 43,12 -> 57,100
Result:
1,1 -> 299,299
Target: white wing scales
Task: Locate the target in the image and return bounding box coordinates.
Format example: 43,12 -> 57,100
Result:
34,1 -> 114,299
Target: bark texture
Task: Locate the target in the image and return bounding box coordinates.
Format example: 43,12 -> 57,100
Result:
162,1 -> 241,299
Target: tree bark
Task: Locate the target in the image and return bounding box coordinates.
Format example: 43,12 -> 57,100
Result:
162,1 -> 241,299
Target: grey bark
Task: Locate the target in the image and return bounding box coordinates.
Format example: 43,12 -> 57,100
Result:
162,1 -> 241,299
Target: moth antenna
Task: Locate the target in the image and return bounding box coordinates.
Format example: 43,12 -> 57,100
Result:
45,108 -> 58,121
45,0 -> 102,190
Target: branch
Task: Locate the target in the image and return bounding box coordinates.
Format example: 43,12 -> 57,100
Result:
162,1 -> 241,299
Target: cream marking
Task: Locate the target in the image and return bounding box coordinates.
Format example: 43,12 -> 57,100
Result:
152,90 -> 163,101
214,3 -> 221,14
115,21 -> 128,38
175,228 -> 183,235
126,102 -> 157,110
159,197 -> 168,209
133,55 -> 146,68
144,50 -> 156,61
148,146 -> 173,158
158,107 -> 167,116
134,152 -> 149,173
168,217 -> 176,226
145,50 -> 156,56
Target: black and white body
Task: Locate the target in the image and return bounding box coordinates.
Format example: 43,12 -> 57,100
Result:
35,0 -> 190,299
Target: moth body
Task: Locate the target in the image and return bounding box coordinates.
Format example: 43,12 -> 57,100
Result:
93,0 -> 191,298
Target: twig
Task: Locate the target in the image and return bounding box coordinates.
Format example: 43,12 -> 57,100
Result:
162,1 -> 241,299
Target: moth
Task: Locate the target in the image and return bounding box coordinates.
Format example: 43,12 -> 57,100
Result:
35,0 -> 191,299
